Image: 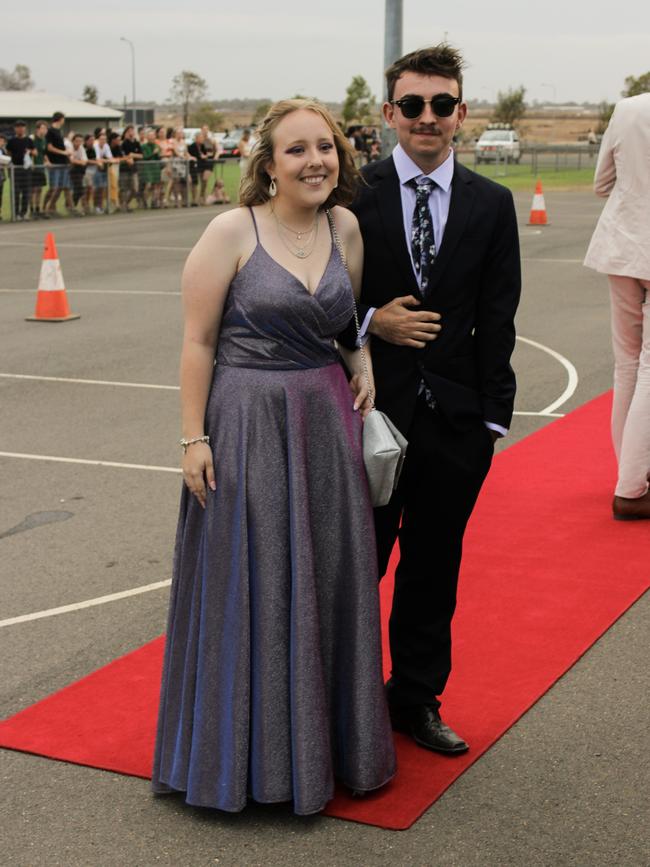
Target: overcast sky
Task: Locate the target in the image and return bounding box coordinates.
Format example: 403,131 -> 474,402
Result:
2,0 -> 649,107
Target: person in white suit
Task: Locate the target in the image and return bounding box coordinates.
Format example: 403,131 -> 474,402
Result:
584,93 -> 650,520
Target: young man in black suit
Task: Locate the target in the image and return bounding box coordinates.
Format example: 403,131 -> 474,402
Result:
341,45 -> 521,754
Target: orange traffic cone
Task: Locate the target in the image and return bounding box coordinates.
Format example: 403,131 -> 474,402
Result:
527,180 -> 549,225
26,233 -> 80,322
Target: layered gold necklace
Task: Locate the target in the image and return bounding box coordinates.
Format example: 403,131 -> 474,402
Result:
272,209 -> 319,259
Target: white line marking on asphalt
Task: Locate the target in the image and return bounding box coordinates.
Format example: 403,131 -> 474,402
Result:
0,580 -> 172,629
0,337 -> 577,629
516,335 -> 579,415
513,410 -> 564,417
0,451 -> 181,473
0,206 -> 223,234
0,373 -> 568,416
0,241 -> 191,252
0,288 -> 180,296
0,373 -> 179,390
3,337 -> 577,419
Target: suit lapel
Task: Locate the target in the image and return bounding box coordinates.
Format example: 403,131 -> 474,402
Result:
371,159 -> 422,299
425,160 -> 475,297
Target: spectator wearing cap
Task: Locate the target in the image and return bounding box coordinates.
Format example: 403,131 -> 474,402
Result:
43,112 -> 70,216
6,119 -> 35,220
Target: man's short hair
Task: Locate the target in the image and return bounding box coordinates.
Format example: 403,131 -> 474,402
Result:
14,119 -> 27,127
108,132 -> 120,144
52,111 -> 65,123
385,44 -> 465,102
35,120 -> 48,131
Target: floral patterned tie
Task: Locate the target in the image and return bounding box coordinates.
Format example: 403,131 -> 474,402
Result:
409,177 -> 437,295
410,177 -> 438,410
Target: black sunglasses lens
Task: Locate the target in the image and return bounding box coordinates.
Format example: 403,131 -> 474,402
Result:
399,97 -> 425,118
397,96 -> 458,118
432,97 -> 457,117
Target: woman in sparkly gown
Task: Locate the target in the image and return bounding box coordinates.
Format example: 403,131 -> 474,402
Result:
152,100 -> 396,815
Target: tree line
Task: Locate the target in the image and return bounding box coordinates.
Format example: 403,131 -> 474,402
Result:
2,63 -> 649,133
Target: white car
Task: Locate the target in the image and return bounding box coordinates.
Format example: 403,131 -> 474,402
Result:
475,127 -> 521,163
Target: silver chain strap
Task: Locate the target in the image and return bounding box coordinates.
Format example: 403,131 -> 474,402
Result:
326,209 -> 375,408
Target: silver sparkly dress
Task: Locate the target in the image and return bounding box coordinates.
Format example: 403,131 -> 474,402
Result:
152,210 -> 396,815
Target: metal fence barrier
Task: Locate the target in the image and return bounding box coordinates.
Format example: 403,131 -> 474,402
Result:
456,144 -> 599,177
0,157 -> 231,222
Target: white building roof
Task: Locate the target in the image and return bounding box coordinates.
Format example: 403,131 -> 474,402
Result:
0,90 -> 123,120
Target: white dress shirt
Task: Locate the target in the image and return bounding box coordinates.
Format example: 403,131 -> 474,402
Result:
360,144 -> 507,437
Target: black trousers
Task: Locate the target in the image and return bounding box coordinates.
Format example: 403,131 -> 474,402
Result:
375,394 -> 494,709
12,167 -> 31,217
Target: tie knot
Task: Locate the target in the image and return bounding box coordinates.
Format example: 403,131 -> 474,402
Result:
409,177 -> 435,198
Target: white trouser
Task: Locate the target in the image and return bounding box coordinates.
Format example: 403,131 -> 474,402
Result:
608,275 -> 650,498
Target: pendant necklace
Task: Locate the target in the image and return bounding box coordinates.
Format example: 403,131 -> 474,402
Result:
272,210 -> 320,259
272,209 -> 317,241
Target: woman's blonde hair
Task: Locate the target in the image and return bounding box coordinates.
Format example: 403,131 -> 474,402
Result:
239,98 -> 359,208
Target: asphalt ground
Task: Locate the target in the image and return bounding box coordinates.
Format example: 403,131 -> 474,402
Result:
0,191 -> 648,867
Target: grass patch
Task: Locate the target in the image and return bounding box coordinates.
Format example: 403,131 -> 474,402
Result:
456,160 -> 595,192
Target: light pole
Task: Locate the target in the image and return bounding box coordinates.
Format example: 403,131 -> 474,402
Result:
120,36 -> 136,122
381,0 -> 403,157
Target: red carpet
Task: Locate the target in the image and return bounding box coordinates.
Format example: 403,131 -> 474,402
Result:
1,392 -> 648,830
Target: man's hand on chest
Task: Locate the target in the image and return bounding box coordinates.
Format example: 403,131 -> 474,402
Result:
368,295 -> 442,348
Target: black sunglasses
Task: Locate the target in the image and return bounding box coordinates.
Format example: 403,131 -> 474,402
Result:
390,94 -> 461,119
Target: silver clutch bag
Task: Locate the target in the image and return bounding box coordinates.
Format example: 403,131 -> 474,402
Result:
363,408 -> 408,507
327,210 -> 408,508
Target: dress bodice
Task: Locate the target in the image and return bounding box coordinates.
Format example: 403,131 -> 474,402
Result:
216,214 -> 354,370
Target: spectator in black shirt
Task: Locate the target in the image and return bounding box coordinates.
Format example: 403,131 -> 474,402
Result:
44,112 -> 70,216
0,133 -> 8,220
108,131 -> 125,213
30,121 -> 49,219
120,125 -> 143,211
188,130 -> 212,206
6,120 -> 35,220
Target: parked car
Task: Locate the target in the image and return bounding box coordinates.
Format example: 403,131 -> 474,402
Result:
475,125 -> 521,163
220,128 -> 257,158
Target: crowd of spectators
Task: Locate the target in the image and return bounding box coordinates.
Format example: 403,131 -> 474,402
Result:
0,112 -> 231,220
346,125 -> 381,167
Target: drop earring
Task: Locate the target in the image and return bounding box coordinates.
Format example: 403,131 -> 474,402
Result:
269,178 -> 277,197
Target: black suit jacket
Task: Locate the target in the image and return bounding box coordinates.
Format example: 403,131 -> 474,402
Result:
340,156 -> 521,435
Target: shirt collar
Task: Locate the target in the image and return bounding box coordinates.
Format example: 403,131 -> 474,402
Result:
392,143 -> 454,192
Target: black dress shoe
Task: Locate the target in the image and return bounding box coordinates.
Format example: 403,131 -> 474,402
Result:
389,704 -> 469,754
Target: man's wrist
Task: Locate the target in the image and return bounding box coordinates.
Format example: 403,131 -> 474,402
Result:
364,307 -> 378,337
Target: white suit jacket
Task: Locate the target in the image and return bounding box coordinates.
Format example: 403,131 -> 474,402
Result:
584,93 -> 650,280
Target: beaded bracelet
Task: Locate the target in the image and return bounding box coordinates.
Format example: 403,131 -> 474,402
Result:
179,435 -> 210,453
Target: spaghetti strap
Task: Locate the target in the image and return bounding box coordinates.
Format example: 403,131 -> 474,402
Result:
248,206 -> 260,242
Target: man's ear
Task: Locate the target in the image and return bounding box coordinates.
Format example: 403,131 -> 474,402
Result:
382,101 -> 396,130
456,102 -> 468,131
